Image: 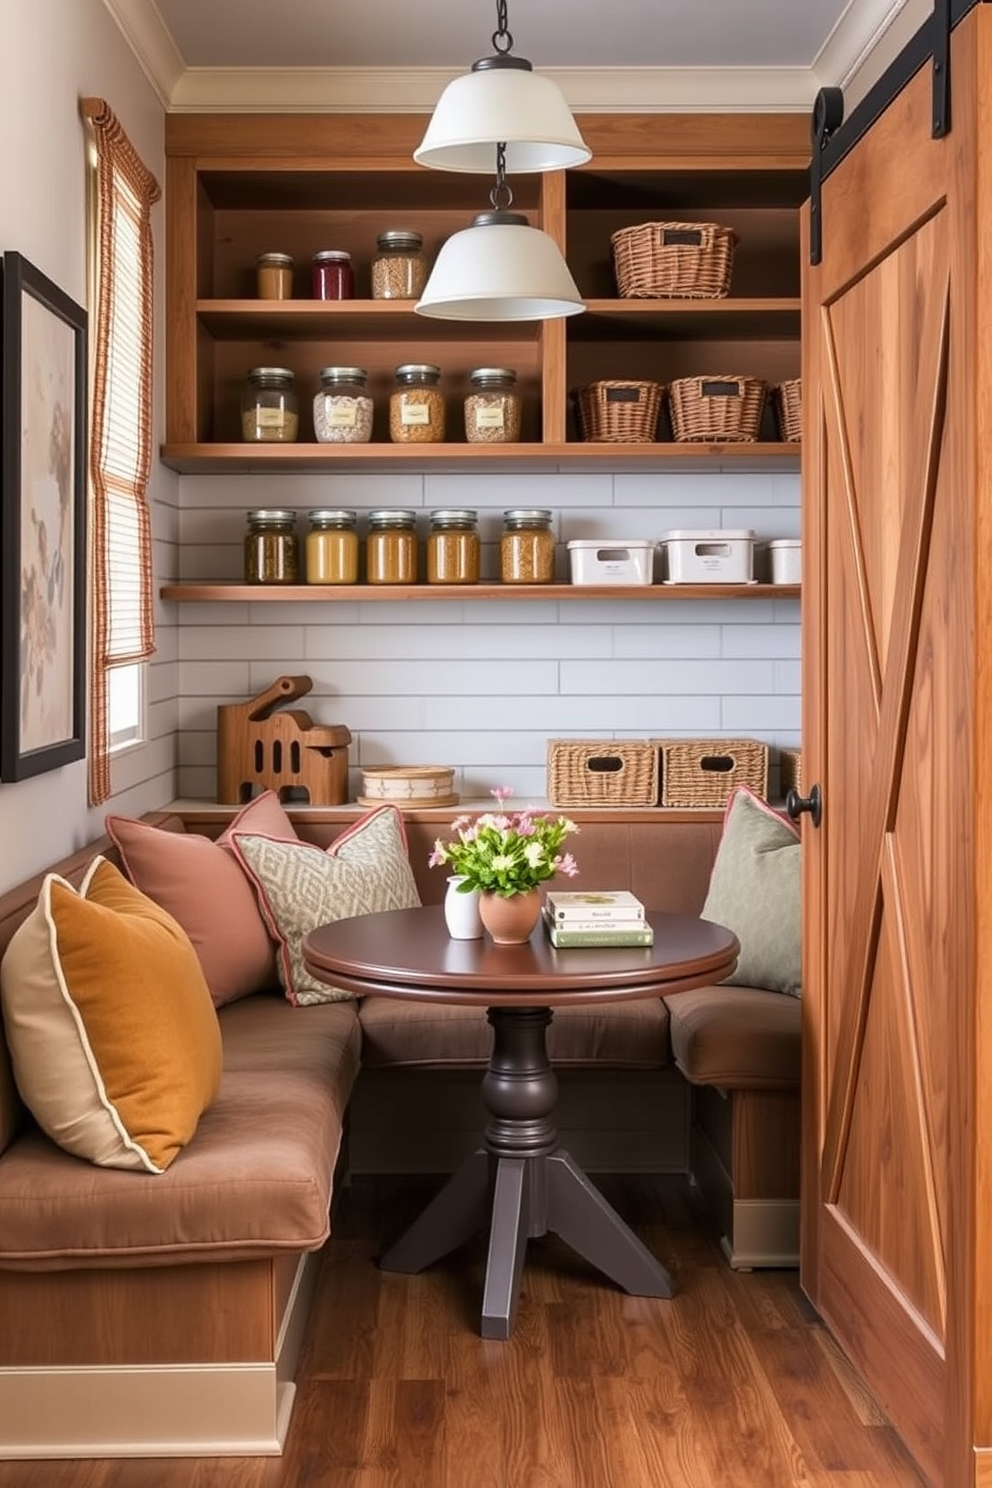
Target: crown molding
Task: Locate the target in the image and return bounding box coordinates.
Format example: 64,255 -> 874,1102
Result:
101,0 -> 184,108
813,0 -> 914,88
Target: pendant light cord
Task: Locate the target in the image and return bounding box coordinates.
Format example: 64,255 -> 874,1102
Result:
492,0 -> 514,55
490,142 -> 514,211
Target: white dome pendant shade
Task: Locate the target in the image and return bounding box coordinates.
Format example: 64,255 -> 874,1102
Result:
414,59 -> 591,175
415,211 -> 585,322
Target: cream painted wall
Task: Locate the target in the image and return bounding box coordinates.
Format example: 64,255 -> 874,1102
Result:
0,0 -> 176,894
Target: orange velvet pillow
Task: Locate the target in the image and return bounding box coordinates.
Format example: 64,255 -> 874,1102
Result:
106,792 -> 300,1007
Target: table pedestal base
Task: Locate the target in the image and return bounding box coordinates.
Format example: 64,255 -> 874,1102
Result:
379,1006 -> 673,1339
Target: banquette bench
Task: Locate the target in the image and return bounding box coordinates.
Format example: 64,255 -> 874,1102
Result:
0,804 -> 800,1460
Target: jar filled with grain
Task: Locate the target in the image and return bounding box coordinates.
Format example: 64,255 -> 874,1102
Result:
241,367 -> 299,443
427,509 -> 481,585
366,509 -> 419,585
389,364 -> 445,444
372,230 -> 428,300
465,367 -> 522,444
500,508 -> 556,585
305,509 -> 359,585
244,509 -> 299,585
313,366 -> 373,444
256,252 -> 293,299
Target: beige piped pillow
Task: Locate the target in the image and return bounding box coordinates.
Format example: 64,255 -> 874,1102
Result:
0,857 -> 222,1172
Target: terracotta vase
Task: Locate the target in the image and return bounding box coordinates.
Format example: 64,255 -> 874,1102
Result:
478,889 -> 543,946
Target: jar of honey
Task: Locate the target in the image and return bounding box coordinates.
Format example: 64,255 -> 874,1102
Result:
366,509 -> 419,585
305,509 -> 359,584
256,252 -> 293,299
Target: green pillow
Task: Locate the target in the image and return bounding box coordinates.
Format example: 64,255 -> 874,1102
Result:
701,787 -> 801,996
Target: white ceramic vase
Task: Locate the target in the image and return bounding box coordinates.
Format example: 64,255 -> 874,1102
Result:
443,875 -> 483,939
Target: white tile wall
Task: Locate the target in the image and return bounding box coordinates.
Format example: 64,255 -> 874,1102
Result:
174,467 -> 801,801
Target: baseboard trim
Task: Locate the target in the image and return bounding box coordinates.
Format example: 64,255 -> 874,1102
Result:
721,1199 -> 800,1270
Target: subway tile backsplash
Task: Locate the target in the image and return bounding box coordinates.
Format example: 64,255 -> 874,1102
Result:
172,468 -> 800,801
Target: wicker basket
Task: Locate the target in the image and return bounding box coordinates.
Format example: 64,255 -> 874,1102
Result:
575,380 -> 663,443
773,379 -> 802,442
779,747 -> 802,799
547,739 -> 658,808
654,738 -> 769,808
611,221 -> 737,299
668,375 -> 766,443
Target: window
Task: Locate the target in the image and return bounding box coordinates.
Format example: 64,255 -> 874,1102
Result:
82,98 -> 160,805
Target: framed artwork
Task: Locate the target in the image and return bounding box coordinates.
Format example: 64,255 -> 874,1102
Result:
1,252 -> 87,781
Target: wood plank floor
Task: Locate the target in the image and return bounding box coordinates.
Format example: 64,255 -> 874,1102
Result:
0,1174 -> 927,1488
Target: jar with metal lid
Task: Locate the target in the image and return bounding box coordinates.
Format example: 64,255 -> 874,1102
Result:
311,249 -> 354,300
427,509 -> 481,585
372,230 -> 428,300
500,508 -> 556,585
313,367 -> 373,444
465,367 -> 522,445
389,364 -> 445,444
241,367 -> 299,443
305,509 -> 359,585
256,252 -> 293,300
366,509 -> 419,585
244,509 -> 299,585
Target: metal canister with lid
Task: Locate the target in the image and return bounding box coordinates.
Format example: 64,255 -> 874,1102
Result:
389,364 -> 445,444
366,509 -> 419,585
464,367 -> 522,444
241,367 -> 299,443
305,509 -> 359,585
427,509 -> 481,585
312,366 -> 373,444
244,509 -> 299,585
500,508 -> 556,584
371,230 -> 428,300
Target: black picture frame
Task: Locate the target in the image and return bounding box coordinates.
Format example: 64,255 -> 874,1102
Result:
0,252 -> 87,781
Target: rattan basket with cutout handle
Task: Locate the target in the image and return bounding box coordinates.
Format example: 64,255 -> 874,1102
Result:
547,739 -> 658,807
668,375 -> 766,443
773,379 -> 802,443
611,220 -> 737,299
575,380 -> 664,443
654,738 -> 769,808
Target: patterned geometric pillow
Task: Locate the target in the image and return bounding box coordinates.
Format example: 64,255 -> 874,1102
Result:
230,805 -> 421,1005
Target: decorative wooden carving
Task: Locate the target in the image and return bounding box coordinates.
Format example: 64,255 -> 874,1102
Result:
216,675 -> 351,805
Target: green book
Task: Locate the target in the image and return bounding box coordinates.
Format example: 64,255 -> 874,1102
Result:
546,921 -> 654,949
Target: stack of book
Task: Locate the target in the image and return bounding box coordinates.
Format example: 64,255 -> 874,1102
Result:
543,890 -> 654,948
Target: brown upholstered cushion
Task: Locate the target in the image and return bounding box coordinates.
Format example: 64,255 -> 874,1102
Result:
0,995 -> 360,1269
0,1037 -> 23,1159
664,984 -> 800,1089
359,996 -> 671,1070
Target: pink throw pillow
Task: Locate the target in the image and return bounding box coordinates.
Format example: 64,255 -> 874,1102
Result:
105,793 -> 299,1008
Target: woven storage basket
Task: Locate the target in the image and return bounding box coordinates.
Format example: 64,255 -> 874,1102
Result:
611,221 -> 737,299
547,739 -> 658,808
779,747 -> 802,799
668,375 -> 766,443
575,380 -> 663,443
654,738 -> 769,808
357,764 -> 458,808
773,379 -> 802,442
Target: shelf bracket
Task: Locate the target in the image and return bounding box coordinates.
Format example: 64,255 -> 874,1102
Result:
932,0 -> 952,137
809,87 -> 845,267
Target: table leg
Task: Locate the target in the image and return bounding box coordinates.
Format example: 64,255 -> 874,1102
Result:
379,1148 -> 491,1274
545,1149 -> 673,1298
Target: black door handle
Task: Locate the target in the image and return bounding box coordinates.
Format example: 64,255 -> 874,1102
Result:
786,783 -> 822,828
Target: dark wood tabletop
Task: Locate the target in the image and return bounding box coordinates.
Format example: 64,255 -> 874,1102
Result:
303,905 -> 739,1006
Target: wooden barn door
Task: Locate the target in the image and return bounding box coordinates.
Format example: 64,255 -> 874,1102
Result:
800,11 -> 985,1485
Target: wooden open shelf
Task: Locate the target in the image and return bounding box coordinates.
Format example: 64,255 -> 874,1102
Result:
160,582 -> 801,603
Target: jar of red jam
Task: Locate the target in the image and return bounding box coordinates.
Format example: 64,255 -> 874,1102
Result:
311,250 -> 354,300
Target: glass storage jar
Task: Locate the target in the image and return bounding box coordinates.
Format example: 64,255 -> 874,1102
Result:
241,367 -> 299,443
500,508 -> 556,584
366,509 -> 419,585
389,364 -> 445,444
312,366 -> 373,444
305,509 -> 359,584
255,252 -> 293,299
371,230 -> 428,300
464,367 -> 522,444
311,249 -> 354,300
427,509 -> 481,585
244,509 -> 299,585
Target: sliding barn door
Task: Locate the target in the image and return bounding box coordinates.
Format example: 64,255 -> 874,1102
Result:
800,11 -> 989,1486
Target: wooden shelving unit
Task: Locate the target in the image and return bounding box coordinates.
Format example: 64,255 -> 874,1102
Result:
160,581 -> 799,603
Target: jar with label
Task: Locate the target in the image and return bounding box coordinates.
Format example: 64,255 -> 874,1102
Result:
244,509 -> 299,585
372,230 -> 428,300
305,509 -> 359,585
241,367 -> 299,443
256,253 -> 293,299
465,367 -> 522,444
366,509 -> 419,585
313,367 -> 373,444
500,508 -> 556,584
389,364 -> 445,444
311,249 -> 354,300
427,509 -> 481,585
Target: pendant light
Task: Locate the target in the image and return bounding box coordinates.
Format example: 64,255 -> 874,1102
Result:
415,146 -> 585,322
414,1 -> 591,174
